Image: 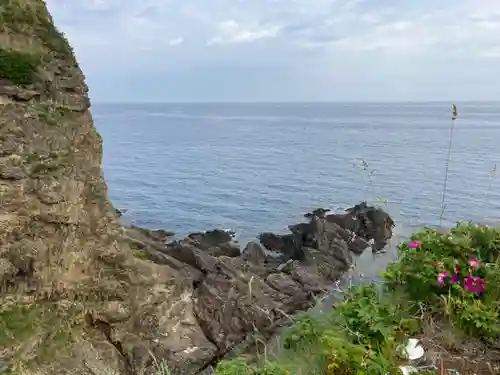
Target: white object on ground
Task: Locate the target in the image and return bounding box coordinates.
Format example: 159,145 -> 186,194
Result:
399,365 -> 419,375
404,338 -> 425,361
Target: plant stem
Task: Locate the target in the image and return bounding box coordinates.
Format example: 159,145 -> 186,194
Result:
440,117 -> 456,226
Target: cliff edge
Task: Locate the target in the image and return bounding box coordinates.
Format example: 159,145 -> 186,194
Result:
0,2 -> 394,375
0,2 -> 206,374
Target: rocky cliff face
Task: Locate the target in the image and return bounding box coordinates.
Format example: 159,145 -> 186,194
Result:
0,2 -> 202,373
0,2 -> 395,375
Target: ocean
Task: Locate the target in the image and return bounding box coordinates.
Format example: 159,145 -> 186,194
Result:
93,102 -> 500,250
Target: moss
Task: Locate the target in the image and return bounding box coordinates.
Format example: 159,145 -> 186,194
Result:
31,162 -> 60,175
132,250 -> 148,260
0,302 -> 83,368
128,240 -> 145,251
37,111 -> 59,126
0,304 -> 39,347
0,48 -> 39,85
37,106 -> 70,127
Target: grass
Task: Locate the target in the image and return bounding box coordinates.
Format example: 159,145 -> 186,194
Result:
0,47 -> 39,85
0,304 -> 39,347
439,106 -> 458,226
0,301 -> 83,370
212,223 -> 500,375
37,106 -> 71,126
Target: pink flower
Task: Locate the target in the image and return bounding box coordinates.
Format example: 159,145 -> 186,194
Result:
437,271 -> 449,287
408,241 -> 421,248
464,276 -> 485,293
450,267 -> 461,284
468,257 -> 480,269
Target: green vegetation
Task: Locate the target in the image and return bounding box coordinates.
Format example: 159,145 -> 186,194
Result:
31,161 -> 60,175
132,249 -> 148,259
37,110 -> 58,126
37,106 -> 71,126
214,223 -> 500,375
0,304 -> 40,347
0,47 -> 39,85
0,302 -> 82,368
0,1 -> 73,56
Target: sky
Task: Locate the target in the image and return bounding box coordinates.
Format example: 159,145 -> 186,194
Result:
45,0 -> 500,102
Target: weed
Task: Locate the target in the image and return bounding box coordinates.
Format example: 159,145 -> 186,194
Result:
439,104 -> 458,225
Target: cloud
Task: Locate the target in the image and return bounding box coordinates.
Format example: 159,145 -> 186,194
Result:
322,21 -> 440,53
206,21 -> 280,45
168,36 -> 184,46
483,46 -> 500,58
44,0 -> 500,101
45,0 -> 500,56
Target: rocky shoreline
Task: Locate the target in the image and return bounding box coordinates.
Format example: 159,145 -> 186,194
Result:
0,3 -> 396,373
120,202 -> 395,374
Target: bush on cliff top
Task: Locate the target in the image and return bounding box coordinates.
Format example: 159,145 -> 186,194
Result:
214,222 -> 500,375
0,1 -> 73,56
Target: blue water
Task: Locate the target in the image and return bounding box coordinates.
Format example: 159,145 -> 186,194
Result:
93,102 -> 500,243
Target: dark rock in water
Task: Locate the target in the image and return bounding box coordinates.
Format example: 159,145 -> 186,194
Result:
258,232 -> 304,260
184,229 -> 240,258
326,201 -> 395,253
304,208 -> 331,218
348,236 -> 371,255
242,241 -> 267,264
122,202 -> 394,373
115,208 -> 128,217
152,229 -> 175,238
188,229 -> 235,244
128,225 -> 175,242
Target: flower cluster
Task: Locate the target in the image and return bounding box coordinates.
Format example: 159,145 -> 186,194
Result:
408,241 -> 486,294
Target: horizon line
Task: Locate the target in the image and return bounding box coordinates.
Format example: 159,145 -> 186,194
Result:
91,100 -> 500,105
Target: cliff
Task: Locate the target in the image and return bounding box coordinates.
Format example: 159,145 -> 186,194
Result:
0,1 -> 202,373
0,2 -> 394,375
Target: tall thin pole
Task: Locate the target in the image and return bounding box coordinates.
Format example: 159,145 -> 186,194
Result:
440,104 -> 457,226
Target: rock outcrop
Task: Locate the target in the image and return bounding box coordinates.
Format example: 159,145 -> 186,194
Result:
101,203 -> 394,374
0,2 -> 395,374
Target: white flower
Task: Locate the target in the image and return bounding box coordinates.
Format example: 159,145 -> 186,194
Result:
404,338 -> 425,360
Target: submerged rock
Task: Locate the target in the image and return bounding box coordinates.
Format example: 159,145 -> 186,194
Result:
0,2 -> 394,374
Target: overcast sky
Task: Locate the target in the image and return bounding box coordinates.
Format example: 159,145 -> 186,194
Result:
45,0 -> 500,102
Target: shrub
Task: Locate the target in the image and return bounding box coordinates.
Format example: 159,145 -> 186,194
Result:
383,223 -> 500,338
0,48 -> 39,85
214,359 -> 254,375
213,223 -> 500,374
